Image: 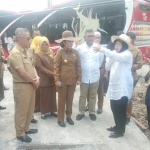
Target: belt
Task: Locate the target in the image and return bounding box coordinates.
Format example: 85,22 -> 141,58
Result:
14,82 -> 32,84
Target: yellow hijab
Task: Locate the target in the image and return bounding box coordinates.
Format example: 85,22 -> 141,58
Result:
37,37 -> 52,55
30,36 -> 41,52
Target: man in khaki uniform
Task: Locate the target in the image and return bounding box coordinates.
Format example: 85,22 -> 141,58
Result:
95,32 -> 106,114
8,28 -> 40,142
0,38 -> 6,109
32,28 -> 41,39
126,32 -> 143,124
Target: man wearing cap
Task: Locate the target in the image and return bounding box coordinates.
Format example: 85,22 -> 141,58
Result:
8,28 -> 39,142
76,29 -> 104,121
126,32 -> 143,124
54,30 -> 81,127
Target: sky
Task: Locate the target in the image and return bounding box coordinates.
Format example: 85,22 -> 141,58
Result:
0,0 -> 67,12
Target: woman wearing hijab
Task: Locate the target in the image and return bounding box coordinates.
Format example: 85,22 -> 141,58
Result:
54,30 -> 81,127
34,37 -> 57,119
96,34 -> 133,138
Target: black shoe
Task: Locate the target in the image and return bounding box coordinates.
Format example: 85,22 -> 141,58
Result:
89,114 -> 96,121
58,121 -> 66,127
51,112 -> 57,117
66,118 -> 74,125
107,126 -> 116,132
76,114 -> 85,121
41,114 -> 46,119
17,134 -> 32,142
25,129 -> 38,134
0,106 -> 6,110
126,118 -> 130,124
31,119 -> 38,124
97,108 -> 103,114
85,105 -> 89,111
109,133 -> 124,138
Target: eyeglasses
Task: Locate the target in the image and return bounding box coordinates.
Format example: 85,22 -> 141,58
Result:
19,37 -> 31,41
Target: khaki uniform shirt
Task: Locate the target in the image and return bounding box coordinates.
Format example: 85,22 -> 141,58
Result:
54,48 -> 81,85
0,47 -> 4,101
130,47 -> 143,80
8,44 -> 35,82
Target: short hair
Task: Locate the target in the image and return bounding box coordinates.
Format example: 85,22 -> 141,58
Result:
85,29 -> 94,35
126,32 -> 136,40
94,31 -> 101,36
114,39 -> 128,53
32,28 -> 40,34
117,31 -> 124,36
15,28 -> 29,38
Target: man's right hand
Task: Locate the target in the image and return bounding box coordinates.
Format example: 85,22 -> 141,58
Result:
55,81 -> 61,87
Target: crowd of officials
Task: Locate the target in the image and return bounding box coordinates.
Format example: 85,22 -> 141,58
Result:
1,26 -> 150,143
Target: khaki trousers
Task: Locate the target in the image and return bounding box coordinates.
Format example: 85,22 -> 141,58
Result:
13,83 -> 35,137
57,84 -> 76,122
79,81 -> 99,114
97,69 -> 105,109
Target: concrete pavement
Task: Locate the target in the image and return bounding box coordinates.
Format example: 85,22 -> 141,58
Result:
0,66 -> 150,150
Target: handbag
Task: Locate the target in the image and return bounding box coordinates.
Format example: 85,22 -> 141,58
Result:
145,71 -> 150,82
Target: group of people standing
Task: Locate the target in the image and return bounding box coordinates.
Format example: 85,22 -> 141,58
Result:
3,26 -> 147,143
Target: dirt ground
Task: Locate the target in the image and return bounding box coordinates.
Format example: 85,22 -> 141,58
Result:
132,76 -> 150,140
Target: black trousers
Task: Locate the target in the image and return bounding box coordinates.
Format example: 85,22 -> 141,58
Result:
147,106 -> 150,130
110,96 -> 128,134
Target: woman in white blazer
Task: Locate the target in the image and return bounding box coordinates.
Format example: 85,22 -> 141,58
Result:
97,34 -> 133,138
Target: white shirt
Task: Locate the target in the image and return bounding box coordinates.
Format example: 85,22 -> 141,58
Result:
72,42 -> 77,49
101,47 -> 133,101
77,43 -> 104,83
8,41 -> 15,51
